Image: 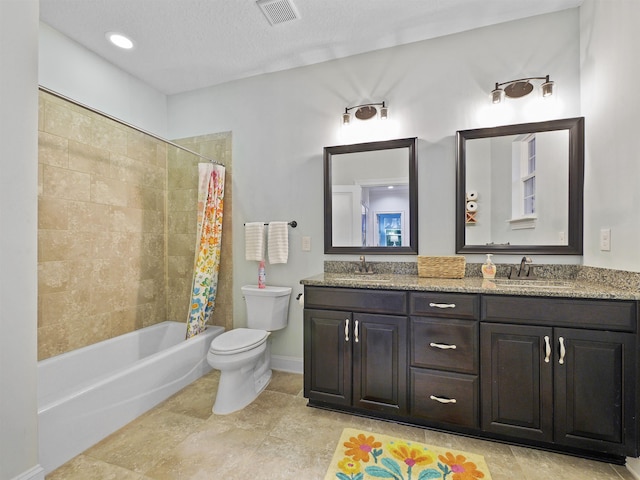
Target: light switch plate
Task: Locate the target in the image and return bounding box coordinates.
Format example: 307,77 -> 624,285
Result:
599,228 -> 611,251
302,236 -> 311,251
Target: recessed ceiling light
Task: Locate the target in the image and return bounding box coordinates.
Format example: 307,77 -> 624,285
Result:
106,32 -> 134,50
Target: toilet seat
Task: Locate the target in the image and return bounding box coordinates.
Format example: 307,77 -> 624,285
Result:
209,328 -> 269,355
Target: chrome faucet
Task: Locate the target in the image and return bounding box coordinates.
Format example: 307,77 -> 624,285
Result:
356,255 -> 374,274
509,256 -> 535,279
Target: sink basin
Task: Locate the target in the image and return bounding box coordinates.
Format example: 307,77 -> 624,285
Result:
491,279 -> 573,289
333,277 -> 390,283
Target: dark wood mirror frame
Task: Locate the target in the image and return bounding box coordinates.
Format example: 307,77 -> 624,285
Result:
456,117 -> 584,255
324,137 -> 418,254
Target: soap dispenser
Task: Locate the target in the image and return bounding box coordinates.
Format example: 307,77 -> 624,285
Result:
481,253 -> 496,279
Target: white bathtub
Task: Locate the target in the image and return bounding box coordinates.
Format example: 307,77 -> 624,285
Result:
38,321 -> 224,474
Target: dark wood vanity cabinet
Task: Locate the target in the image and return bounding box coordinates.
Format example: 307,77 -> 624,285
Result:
481,296 -> 638,457
409,292 -> 480,429
303,284 -> 639,460
303,287 -> 408,415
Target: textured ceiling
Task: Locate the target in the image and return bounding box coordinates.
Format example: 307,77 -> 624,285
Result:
39,0 -> 583,95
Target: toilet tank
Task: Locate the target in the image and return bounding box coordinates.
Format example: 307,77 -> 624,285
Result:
242,285 -> 292,331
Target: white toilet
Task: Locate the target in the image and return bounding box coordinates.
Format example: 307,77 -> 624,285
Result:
207,284 -> 292,414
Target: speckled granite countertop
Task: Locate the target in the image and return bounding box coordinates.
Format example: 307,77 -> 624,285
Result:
300,272 -> 640,301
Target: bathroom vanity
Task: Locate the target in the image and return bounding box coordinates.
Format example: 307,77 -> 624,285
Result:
301,273 -> 640,462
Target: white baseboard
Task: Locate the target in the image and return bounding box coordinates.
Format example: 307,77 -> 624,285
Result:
11,465 -> 44,480
271,355 -> 303,374
626,457 -> 640,479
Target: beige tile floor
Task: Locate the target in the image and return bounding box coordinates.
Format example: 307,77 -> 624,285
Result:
47,370 -> 636,480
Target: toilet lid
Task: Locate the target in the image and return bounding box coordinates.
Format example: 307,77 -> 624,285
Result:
209,328 -> 269,355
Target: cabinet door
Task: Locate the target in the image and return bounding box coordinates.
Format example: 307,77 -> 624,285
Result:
352,313 -> 408,415
304,309 -> 352,406
554,328 -> 637,456
481,323 -> 553,442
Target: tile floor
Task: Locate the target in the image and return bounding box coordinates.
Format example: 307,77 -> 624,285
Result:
47,370 -> 636,480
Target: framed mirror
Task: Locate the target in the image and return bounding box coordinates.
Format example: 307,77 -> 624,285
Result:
456,117 -> 584,255
324,137 -> 418,254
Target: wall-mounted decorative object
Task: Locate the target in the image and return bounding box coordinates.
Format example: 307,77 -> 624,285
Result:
491,75 -> 554,104
342,102 -> 388,125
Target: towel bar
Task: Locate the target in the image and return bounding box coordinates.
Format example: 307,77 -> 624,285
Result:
244,221 -> 297,228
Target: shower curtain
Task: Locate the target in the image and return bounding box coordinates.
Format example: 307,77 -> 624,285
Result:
186,163 -> 225,338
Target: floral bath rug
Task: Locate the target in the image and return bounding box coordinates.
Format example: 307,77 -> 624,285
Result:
325,428 -> 492,480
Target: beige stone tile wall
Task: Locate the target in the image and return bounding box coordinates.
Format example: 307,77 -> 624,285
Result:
38,91 -> 233,359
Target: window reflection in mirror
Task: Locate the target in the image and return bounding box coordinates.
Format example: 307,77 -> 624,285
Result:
324,137 -> 418,254
456,117 -> 584,255
465,130 -> 569,246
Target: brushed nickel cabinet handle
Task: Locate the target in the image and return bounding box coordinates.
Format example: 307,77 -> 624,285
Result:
429,342 -> 457,350
429,303 -> 456,309
344,319 -> 349,342
544,336 -> 551,363
559,336 -> 566,365
354,320 -> 359,343
430,395 -> 457,404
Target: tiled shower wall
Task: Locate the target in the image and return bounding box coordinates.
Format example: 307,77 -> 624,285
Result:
37,91 -> 232,360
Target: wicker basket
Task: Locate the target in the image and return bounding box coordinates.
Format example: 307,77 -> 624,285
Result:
417,256 -> 466,279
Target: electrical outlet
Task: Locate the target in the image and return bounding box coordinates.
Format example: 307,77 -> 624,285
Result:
559,231 -> 566,244
600,228 -> 611,251
302,236 -> 311,252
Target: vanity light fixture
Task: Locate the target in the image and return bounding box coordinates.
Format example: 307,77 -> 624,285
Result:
491,75 -> 554,104
106,32 -> 134,50
342,102 -> 388,125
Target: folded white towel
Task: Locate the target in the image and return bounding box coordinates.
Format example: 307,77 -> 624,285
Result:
268,221 -> 289,264
245,222 -> 265,261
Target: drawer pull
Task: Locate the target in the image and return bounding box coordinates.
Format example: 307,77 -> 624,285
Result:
429,302 -> 456,309
354,320 -> 359,343
559,336 -> 566,365
429,342 -> 457,350
344,319 -> 349,342
430,395 -> 457,404
544,336 -> 551,363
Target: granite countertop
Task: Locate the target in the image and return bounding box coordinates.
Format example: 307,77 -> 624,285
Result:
300,272 -> 640,301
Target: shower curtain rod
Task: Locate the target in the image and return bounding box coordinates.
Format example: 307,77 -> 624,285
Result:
38,86 -> 224,166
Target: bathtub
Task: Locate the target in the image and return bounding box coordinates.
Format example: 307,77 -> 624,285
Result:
38,321 -> 224,474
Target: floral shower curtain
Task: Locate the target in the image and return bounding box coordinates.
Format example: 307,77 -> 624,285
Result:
186,162 -> 225,338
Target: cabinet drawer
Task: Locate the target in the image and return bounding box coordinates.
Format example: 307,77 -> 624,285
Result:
410,368 -> 478,429
304,287 -> 407,314
410,292 -> 479,319
411,317 -> 478,374
482,295 -> 637,332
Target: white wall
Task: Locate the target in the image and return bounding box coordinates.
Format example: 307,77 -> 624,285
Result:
579,0 -> 640,473
580,0 -> 640,272
167,9 -> 582,358
39,22 -> 168,137
0,1 -> 42,479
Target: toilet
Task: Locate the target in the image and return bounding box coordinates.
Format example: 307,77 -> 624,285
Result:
207,284 -> 292,414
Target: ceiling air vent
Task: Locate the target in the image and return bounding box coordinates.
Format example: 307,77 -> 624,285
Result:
257,0 -> 300,26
